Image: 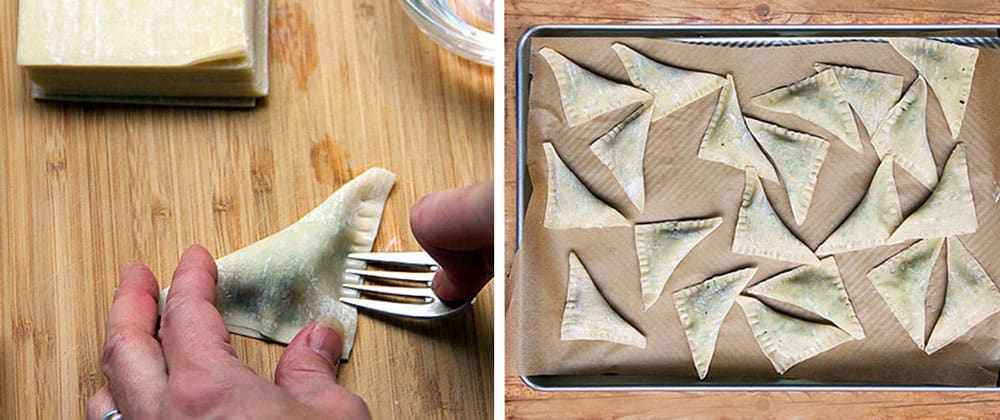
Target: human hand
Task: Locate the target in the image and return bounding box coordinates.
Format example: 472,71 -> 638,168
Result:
87,245 -> 371,420
409,181 -> 494,302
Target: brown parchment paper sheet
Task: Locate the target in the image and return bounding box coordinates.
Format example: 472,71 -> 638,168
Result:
512,35 -> 1000,386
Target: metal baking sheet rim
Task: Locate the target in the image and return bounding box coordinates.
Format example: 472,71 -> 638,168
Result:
515,24 -> 1000,392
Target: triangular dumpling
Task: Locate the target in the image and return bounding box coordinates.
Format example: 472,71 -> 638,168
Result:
635,217 -> 723,310
746,118 -> 830,225
816,157 -> 903,255
733,168 -> 820,265
750,69 -> 863,153
737,296 -> 854,375
159,168 -> 397,359
889,38 -> 979,140
925,238 -> 1000,355
814,63 -> 904,136
746,257 -> 865,339
866,238 -> 944,350
611,43 -> 727,122
542,142 -> 630,229
560,251 -> 647,348
697,75 -> 778,182
539,47 -> 652,127
869,77 -> 938,189
590,104 -> 653,211
672,267 -> 757,379
890,143 -> 977,242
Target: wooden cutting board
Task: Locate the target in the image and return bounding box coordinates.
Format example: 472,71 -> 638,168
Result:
0,1 -> 493,418
505,0 -> 1000,417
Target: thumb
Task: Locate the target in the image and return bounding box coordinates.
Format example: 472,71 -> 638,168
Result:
275,321 -> 371,417
274,320 -> 343,396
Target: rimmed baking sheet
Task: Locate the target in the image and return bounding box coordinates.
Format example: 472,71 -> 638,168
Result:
514,24 -> 1000,391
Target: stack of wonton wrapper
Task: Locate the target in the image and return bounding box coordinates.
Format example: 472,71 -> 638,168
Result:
511,33 -> 1000,386
16,0 -> 269,107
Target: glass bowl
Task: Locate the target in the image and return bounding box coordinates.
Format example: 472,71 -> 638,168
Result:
398,0 -> 495,66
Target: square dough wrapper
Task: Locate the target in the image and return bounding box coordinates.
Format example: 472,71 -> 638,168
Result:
561,252 -> 646,348
732,168 -> 819,265
890,143 -> 977,243
925,238 -> 1000,355
866,238 -> 944,350
672,267 -> 756,379
697,75 -> 778,182
159,168 -> 396,359
543,142 -> 630,229
737,296 -> 854,375
889,38 -> 979,140
750,69 -> 863,153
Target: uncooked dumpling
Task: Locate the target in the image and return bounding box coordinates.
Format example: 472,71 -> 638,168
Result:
751,69 -> 863,153
672,267 -> 757,379
889,38 -> 979,140
635,217 -> 723,310
697,75 -> 778,182
925,238 -> 1000,355
737,296 -> 854,375
733,168 -> 819,265
890,143 -> 977,243
159,168 -> 396,359
813,63 -> 904,136
561,251 -> 647,348
746,118 -> 829,225
539,47 -> 652,127
816,158 -> 902,255
612,43 -> 726,122
543,142 -> 630,229
866,238 -> 944,350
746,257 -> 865,339
590,104 -> 653,211
869,77 -> 937,189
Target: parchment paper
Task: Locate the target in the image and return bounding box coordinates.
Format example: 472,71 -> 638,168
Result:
512,36 -> 1000,386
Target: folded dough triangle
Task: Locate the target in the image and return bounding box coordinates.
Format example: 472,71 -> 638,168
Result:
733,168 -> 820,265
750,69 -> 863,153
539,47 -> 653,127
813,63 -> 904,136
816,157 -> 903,256
869,77 -> 938,189
889,38 -> 979,140
672,267 -> 757,379
737,296 -> 854,375
890,143 -> 977,243
746,118 -> 830,225
560,251 -> 647,348
697,75 -> 778,182
747,257 -> 865,339
589,104 -> 653,211
542,142 -> 630,229
925,238 -> 1000,355
611,43 -> 727,122
635,217 -> 723,310
159,168 -> 396,359
866,238 -> 944,350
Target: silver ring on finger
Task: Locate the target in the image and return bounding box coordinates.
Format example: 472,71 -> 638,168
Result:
101,409 -> 122,420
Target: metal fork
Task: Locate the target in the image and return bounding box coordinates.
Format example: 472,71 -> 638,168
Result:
339,251 -> 473,318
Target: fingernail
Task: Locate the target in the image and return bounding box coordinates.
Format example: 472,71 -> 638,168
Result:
431,271 -> 461,302
309,319 -> 345,365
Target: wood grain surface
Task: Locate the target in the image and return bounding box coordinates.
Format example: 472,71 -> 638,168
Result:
0,0 -> 493,418
504,1 -> 1000,418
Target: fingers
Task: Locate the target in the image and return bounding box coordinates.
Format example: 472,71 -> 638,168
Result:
410,182 -> 494,301
274,321 -> 342,392
160,245 -> 241,373
86,385 -> 115,420
101,263 -> 167,417
274,322 -> 370,418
